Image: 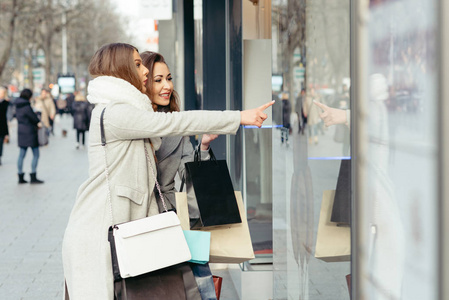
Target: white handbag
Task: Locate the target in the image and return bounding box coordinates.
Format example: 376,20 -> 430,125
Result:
111,211 -> 191,278
101,108 -> 191,280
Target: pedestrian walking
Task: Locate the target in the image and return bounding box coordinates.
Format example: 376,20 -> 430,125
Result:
71,92 -> 90,149
0,86 -> 9,165
61,42 -> 273,299
15,88 -> 44,184
34,88 -> 56,138
65,92 -> 75,115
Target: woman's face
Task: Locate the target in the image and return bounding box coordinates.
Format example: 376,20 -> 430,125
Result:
133,50 -> 149,93
147,62 -> 173,106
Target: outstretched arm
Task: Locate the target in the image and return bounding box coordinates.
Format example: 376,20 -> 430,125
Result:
240,100 -> 275,128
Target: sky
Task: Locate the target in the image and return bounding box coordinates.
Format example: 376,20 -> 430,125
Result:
110,0 -> 159,52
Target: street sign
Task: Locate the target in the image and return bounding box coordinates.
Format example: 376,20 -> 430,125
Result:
33,68 -> 45,85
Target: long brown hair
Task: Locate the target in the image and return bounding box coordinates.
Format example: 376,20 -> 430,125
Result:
140,51 -> 180,112
88,43 -> 144,92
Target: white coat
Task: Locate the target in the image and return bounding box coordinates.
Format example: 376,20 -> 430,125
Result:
62,76 -> 240,299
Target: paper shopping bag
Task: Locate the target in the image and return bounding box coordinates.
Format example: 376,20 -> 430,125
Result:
314,190 -> 351,262
184,147 -> 241,228
213,276 -> 223,300
197,191 -> 255,263
178,192 -> 211,264
176,192 -> 190,230
183,230 -> 211,264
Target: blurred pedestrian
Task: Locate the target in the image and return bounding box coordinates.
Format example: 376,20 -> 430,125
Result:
71,92 -> 90,149
34,88 -> 56,137
62,42 -> 273,299
0,86 -> 9,165
295,88 -> 307,134
15,88 -> 44,184
65,92 -> 75,115
303,88 -> 321,144
56,94 -> 68,116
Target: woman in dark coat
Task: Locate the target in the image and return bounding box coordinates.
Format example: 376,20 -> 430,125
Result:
71,92 -> 91,150
0,86 -> 9,165
15,88 -> 43,184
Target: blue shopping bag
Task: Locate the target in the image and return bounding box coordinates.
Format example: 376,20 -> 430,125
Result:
183,230 -> 211,264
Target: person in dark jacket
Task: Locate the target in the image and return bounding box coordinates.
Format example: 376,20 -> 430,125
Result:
0,86 -> 9,165
15,88 -> 44,184
71,92 -> 91,149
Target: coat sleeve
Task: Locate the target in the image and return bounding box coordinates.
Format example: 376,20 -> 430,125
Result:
104,103 -> 241,141
178,137 -> 195,182
25,106 -> 40,125
48,99 -> 56,118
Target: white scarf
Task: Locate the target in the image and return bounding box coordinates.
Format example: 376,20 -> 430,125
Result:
86,75 -> 161,150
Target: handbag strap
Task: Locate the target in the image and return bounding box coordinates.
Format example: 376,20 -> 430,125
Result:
100,108 -> 168,226
143,141 -> 169,212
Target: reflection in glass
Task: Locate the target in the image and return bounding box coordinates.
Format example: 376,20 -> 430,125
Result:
358,0 -> 438,299
272,0 -> 351,299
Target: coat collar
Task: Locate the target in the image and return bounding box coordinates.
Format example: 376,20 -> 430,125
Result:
86,76 -> 153,112
87,76 -> 162,150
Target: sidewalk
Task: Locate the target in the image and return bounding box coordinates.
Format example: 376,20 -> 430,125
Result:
0,115 -> 238,300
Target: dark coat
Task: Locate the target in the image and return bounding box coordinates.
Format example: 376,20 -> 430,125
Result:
71,101 -> 90,131
15,98 -> 40,148
0,99 -> 9,136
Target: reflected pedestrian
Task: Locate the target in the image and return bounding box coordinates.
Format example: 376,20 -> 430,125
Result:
15,88 -> 44,184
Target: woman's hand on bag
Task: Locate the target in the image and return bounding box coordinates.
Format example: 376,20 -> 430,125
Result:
240,100 -> 275,128
37,122 -> 43,128
201,134 -> 218,150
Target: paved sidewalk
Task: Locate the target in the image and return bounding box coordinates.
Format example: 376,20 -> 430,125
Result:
0,115 -> 88,300
0,115 -> 238,300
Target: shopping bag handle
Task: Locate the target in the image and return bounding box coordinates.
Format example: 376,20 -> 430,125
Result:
194,142 -> 217,163
180,142 -> 216,192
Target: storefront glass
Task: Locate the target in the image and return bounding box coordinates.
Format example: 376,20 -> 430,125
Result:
271,0 -> 351,299
356,1 -> 439,299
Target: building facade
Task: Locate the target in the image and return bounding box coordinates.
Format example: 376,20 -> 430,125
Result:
159,0 -> 447,299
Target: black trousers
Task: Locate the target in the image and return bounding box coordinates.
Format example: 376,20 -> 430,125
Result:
0,135 -> 4,157
76,130 -> 86,145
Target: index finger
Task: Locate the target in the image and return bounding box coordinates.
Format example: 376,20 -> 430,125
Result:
313,100 -> 328,111
258,100 -> 276,111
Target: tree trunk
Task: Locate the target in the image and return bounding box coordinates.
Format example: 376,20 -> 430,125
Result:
26,49 -> 34,88
44,32 -> 53,88
0,0 -> 18,79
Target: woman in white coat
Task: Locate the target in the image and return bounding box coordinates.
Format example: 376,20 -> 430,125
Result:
62,43 -> 273,299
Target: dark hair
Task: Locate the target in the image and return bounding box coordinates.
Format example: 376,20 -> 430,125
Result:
140,51 -> 180,112
88,43 -> 144,92
20,88 -> 33,101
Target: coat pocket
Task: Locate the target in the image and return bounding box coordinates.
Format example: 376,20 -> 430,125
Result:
115,185 -> 147,206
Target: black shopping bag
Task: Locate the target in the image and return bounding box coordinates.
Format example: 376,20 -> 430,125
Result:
184,146 -> 242,229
